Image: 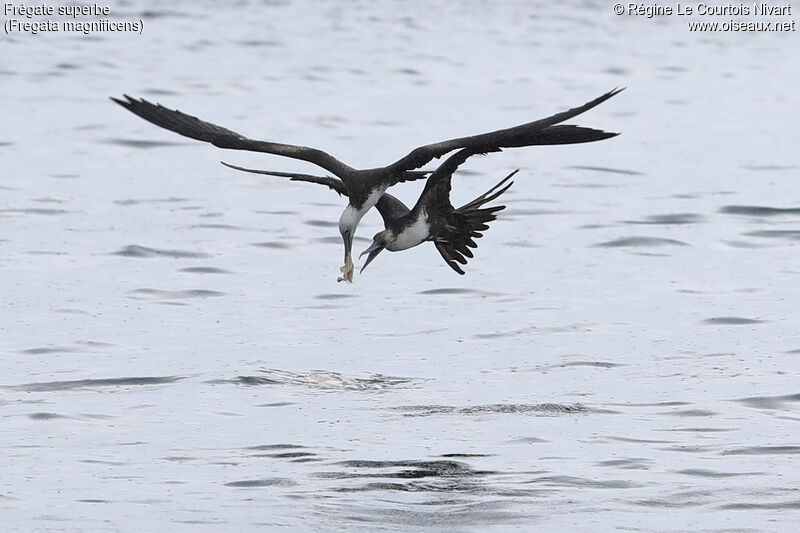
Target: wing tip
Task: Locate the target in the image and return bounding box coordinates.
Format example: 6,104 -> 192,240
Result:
109,94 -> 131,108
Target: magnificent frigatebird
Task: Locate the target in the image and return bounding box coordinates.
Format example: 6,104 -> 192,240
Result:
221,151 -> 516,277
358,147 -> 515,275
111,88 -> 622,281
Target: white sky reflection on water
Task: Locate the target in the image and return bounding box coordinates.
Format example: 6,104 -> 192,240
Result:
2,1 -> 800,531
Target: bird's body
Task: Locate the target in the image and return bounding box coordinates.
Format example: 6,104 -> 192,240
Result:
111,89 -> 622,280
384,212 -> 431,252
359,148 -> 516,274
222,157 -> 514,275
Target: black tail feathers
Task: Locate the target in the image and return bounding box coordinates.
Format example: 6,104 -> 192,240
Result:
434,170 -> 516,274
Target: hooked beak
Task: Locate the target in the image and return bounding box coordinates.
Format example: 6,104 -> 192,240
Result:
359,241 -> 385,273
342,230 -> 353,265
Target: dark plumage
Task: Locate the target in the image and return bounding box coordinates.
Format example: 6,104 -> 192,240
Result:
111,88 -> 622,280
221,158 -> 513,275
359,147 -> 514,275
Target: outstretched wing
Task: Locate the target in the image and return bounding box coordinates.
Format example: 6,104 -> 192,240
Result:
416,148 -> 496,216
220,162 -> 412,226
111,95 -> 355,178
220,161 -> 348,196
413,123 -> 614,214
388,88 -> 623,173
374,193 -> 412,225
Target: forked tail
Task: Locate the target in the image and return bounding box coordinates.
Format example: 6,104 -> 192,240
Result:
434,170 -> 517,274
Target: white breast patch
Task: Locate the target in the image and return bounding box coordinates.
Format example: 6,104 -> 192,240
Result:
390,212 -> 430,251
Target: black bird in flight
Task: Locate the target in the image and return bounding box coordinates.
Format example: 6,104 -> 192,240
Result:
357,148 -> 516,276
221,150 -> 516,278
111,88 -> 622,281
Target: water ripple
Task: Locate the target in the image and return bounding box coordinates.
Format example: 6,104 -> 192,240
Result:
676,468 -> 757,478
744,230 -> 800,241
595,236 -> 691,247
394,403 -> 590,417
568,165 -> 645,175
128,288 -> 225,299
721,446 -> 800,456
528,475 -> 640,489
8,376 -> 183,392
621,213 -> 704,225
720,500 -> 800,510
223,369 -> 414,391
703,317 -> 765,325
179,266 -> 232,274
252,241 -> 292,249
325,459 -> 491,479
418,288 -> 501,296
114,197 -> 187,206
734,393 -> 800,410
103,138 -> 183,148
596,458 -> 653,470
28,412 -> 69,420
113,245 -> 210,259
0,208 -> 70,216
225,478 -> 297,488
720,205 -> 800,216
20,345 -> 80,355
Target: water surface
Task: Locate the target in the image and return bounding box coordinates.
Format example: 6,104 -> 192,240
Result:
2,1 -> 799,531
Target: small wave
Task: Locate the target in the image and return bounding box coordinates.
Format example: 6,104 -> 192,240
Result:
595,236 -> 691,247
128,288 -> 225,299
20,345 -> 80,355
179,266 -> 231,274
721,446 -> 800,455
0,208 -> 70,216
703,317 -> 764,325
314,293 -> 359,300
28,412 -> 69,420
224,478 -> 297,488
662,409 -> 718,417
394,403 -> 589,417
633,494 -> 711,508
720,205 -> 800,216
8,375 -> 183,392
246,444 -> 306,451
735,393 -> 800,410
529,475 -> 640,489
596,458 -> 653,470
236,39 -> 283,48
229,369 -> 414,392
114,197 -> 187,206
103,138 -> 183,148
556,361 -> 622,369
676,468 -> 756,478
621,213 -> 704,225
252,241 -> 292,249
744,230 -> 800,241
720,500 -> 800,510
304,219 -> 338,228
316,459 -> 497,493
113,245 -> 209,259
418,288 -> 501,296
190,223 -> 249,231
569,165 -> 645,175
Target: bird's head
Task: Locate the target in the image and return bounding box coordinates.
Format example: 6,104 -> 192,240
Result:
359,230 -> 391,273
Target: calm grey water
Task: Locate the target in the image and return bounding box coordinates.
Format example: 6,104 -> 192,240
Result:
2,1 -> 800,531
